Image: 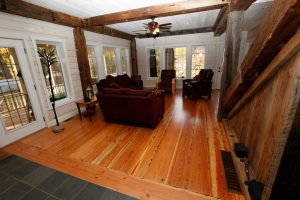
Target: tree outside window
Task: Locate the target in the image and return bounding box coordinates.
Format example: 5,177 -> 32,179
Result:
191,46 -> 205,78
103,47 -> 117,76
37,43 -> 67,102
165,47 -> 186,78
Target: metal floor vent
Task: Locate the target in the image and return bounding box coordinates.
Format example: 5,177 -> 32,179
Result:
221,150 -> 242,193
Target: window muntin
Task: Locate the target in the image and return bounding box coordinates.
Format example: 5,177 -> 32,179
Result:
165,47 -> 186,78
37,42 -> 67,102
148,48 -> 160,78
191,46 -> 205,78
103,47 -> 117,76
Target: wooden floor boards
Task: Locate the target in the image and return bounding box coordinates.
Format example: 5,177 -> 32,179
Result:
3,91 -> 245,200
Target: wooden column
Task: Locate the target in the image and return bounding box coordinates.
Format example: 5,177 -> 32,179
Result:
130,38 -> 138,76
217,10 -> 244,120
73,27 -> 91,98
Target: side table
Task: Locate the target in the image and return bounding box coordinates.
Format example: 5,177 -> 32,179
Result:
75,97 -> 98,122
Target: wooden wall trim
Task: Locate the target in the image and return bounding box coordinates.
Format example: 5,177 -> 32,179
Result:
85,0 -> 228,26
228,29 -> 300,118
222,0 -> 300,114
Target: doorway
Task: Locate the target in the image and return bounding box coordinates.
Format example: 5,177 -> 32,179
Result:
0,38 -> 44,147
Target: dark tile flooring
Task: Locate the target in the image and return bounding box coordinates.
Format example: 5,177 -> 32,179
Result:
0,155 -> 137,200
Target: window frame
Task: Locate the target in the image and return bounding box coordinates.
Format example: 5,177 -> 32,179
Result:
163,46 -> 187,79
146,47 -> 162,80
32,38 -> 73,108
102,46 -> 118,76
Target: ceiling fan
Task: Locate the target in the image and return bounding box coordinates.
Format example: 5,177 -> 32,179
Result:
133,17 -> 172,38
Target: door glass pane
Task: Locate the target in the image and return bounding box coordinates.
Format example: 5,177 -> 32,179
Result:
37,43 -> 67,102
0,47 -> 35,131
192,46 -> 205,78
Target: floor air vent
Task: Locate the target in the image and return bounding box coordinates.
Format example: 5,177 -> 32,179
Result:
221,150 -> 242,192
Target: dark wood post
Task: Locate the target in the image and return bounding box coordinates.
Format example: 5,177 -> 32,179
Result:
73,27 -> 91,98
130,38 -> 138,76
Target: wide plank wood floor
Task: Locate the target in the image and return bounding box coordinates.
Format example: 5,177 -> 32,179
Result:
3,91 -> 245,200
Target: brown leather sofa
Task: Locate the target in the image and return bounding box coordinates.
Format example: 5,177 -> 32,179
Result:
182,69 -> 214,99
96,74 -> 143,92
97,88 -> 165,128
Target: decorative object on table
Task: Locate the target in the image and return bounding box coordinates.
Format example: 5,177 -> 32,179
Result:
84,86 -> 92,102
38,48 -> 64,133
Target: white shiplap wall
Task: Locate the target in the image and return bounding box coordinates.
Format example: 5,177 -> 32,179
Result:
0,12 -> 130,127
136,32 -> 225,89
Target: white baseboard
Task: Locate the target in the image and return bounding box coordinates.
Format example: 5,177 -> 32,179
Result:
46,110 -> 78,127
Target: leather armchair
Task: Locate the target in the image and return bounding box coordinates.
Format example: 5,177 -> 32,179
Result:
157,69 -> 176,94
182,69 -> 214,99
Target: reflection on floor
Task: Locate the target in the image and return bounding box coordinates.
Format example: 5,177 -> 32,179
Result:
0,155 -> 136,200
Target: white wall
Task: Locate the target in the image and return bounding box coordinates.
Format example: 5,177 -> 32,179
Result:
0,12 -> 130,129
136,32 -> 225,89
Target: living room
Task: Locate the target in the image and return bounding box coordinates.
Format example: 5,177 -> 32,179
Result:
1,0 -> 300,200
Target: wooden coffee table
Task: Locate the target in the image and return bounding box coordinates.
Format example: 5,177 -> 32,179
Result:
75,97 -> 98,122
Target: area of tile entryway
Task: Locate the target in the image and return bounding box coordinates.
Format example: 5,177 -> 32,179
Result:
0,155 -> 136,200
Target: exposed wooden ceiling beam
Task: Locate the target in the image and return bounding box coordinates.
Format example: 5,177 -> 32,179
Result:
0,0 -> 134,40
85,0 -> 228,26
214,5 -> 229,36
231,0 -> 256,11
85,26 -> 134,40
223,0 -> 300,113
136,27 -> 214,39
0,0 -> 82,27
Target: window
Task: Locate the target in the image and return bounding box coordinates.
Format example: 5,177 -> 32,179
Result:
120,48 -> 129,74
165,47 -> 186,78
191,46 -> 205,78
37,42 -> 67,102
148,48 -> 160,77
103,47 -> 117,76
87,46 -> 99,84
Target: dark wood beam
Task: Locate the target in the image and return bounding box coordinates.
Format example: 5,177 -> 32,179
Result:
222,0 -> 300,113
0,0 -> 134,40
0,0 -> 83,27
130,39 -> 138,76
231,0 -> 256,11
85,0 -> 228,26
74,27 -> 92,97
84,26 -> 134,40
217,11 -> 244,120
136,27 -> 214,38
214,5 -> 229,36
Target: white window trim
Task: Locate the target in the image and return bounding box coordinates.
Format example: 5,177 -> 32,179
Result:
31,37 -> 74,109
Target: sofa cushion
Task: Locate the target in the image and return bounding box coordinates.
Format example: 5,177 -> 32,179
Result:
108,82 -> 120,88
125,89 -> 151,96
102,88 -> 127,95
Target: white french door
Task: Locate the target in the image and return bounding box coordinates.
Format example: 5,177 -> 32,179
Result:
0,38 -> 45,147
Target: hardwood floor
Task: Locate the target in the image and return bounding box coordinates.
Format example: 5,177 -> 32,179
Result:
3,91 -> 245,200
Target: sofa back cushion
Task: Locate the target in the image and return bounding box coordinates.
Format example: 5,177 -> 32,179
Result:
125,89 -> 151,96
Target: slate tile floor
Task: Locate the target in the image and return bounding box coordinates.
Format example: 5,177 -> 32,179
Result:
0,155 -> 137,200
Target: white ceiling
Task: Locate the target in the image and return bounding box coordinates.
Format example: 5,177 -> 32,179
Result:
23,0 -> 273,35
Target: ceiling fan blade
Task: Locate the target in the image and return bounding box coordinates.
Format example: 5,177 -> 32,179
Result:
159,23 -> 172,26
